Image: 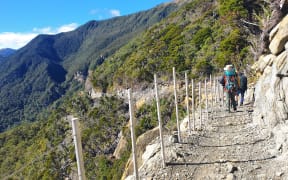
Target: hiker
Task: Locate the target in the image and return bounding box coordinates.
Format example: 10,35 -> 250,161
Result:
219,65 -> 239,112
234,70 -> 240,105
237,72 -> 247,106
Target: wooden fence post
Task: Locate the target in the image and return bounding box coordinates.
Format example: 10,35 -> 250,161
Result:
222,83 -> 225,107
214,76 -> 217,104
210,74 -> 213,109
191,79 -> 195,131
71,118 -> 86,180
205,79 -> 208,121
154,74 -> 166,168
199,81 -> 202,130
173,67 -> 181,142
127,89 -> 139,180
185,72 -> 191,131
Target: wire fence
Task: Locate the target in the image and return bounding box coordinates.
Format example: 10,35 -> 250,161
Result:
3,66 -> 227,180
124,67 -> 226,179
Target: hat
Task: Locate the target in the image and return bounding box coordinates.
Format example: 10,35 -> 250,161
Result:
224,64 -> 233,71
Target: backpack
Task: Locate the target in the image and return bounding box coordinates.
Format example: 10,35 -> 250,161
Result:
224,69 -> 238,92
240,75 -> 247,91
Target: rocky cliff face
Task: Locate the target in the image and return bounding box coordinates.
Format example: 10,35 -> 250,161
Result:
253,14 -> 288,156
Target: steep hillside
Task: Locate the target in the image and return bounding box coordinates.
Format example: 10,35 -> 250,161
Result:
0,93 -> 130,179
0,2 -> 178,132
92,0 -> 265,91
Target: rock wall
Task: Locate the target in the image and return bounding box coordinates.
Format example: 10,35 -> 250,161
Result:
253,14 -> 288,127
253,14 -> 288,155
121,127 -> 169,180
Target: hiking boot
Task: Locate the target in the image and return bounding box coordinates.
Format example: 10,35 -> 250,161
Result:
233,107 -> 237,111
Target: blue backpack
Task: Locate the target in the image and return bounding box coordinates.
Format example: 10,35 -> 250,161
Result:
224,69 -> 237,92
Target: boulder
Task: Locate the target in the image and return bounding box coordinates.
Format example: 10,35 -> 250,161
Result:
269,15 -> 288,55
269,23 -> 280,42
251,54 -> 276,74
121,127 -> 169,179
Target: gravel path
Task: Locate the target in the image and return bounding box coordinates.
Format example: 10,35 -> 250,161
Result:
134,102 -> 288,180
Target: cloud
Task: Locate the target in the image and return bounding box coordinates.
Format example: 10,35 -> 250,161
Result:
32,23 -> 78,34
90,8 -> 121,20
89,9 -> 99,15
32,27 -> 53,34
57,23 -> 78,33
109,9 -> 120,17
0,23 -> 78,49
0,32 -> 37,50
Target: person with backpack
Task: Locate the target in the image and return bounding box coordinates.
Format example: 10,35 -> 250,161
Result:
219,64 -> 239,112
237,72 -> 247,106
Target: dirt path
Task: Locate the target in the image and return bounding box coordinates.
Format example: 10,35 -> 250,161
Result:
134,102 -> 288,179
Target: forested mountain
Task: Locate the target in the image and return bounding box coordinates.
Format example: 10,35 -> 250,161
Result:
0,2 -> 177,132
0,0 -> 277,179
91,0 -> 263,91
0,48 -> 16,63
0,48 -> 16,57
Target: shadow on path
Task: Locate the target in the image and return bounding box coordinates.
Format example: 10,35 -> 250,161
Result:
166,155 -> 276,166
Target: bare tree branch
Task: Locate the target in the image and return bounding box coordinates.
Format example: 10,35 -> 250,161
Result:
240,19 -> 260,27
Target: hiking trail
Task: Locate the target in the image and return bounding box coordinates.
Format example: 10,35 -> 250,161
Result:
129,99 -> 287,179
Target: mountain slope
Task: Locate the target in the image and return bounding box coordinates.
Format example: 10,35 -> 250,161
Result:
92,0 -> 261,91
0,2 -> 178,132
0,48 -> 16,64
0,48 -> 16,57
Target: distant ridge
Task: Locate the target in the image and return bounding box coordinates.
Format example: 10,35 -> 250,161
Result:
0,48 -> 16,57
0,48 -> 16,63
0,2 -> 178,132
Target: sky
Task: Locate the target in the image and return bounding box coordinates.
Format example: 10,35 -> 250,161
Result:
0,0 -> 172,49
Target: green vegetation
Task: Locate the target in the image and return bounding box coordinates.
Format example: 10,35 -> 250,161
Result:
92,0 -> 254,91
135,96 -> 185,137
0,93 -> 130,179
0,110 -> 71,179
0,90 -> 188,179
0,3 -> 177,132
219,0 -> 248,21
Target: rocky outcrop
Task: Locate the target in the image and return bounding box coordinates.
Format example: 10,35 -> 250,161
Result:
269,15 -> 288,55
253,14 -> 288,156
113,131 -> 128,159
121,127 -> 169,179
